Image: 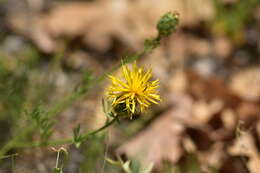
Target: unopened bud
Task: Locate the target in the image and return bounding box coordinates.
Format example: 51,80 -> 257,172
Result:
157,12 -> 179,37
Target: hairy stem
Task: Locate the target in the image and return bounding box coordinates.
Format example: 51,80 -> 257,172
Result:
8,117 -> 117,150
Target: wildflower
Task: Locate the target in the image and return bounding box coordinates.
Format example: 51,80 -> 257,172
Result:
107,63 -> 161,115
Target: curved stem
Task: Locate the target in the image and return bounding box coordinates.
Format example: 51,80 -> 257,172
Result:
81,117 -> 117,140
10,117 -> 118,149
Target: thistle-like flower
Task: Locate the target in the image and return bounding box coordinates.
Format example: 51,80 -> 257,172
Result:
107,63 -> 161,115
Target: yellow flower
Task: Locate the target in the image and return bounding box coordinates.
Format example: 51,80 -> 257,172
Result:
107,63 -> 161,115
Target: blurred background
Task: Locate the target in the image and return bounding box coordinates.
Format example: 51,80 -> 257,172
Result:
0,0 -> 260,172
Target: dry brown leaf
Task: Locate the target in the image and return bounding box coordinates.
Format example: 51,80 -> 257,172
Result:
257,121 -> 260,145
213,36 -> 233,58
187,71 -> 241,108
198,142 -> 225,170
237,102 -> 260,127
219,156 -> 250,173
186,127 -> 214,151
117,94 -> 193,167
187,37 -> 211,56
168,70 -> 188,94
229,68 -> 260,101
192,99 -> 223,125
221,109 -> 237,130
228,134 -> 260,173
7,0 -> 215,53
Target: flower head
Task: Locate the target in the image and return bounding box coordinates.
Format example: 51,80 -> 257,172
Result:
107,63 -> 161,115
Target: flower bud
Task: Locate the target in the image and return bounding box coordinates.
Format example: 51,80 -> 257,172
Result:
157,12 -> 179,37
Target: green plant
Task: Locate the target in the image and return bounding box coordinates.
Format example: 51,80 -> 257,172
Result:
211,0 -> 260,41
0,12 -> 179,172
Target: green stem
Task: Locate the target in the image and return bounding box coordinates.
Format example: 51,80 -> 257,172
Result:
8,117 -> 117,150
0,153 -> 18,160
0,126 -> 34,157
81,117 -> 117,140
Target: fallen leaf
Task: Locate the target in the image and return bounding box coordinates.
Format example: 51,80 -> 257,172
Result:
228,134 -> 260,173
117,94 -> 193,168
229,68 -> 260,102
